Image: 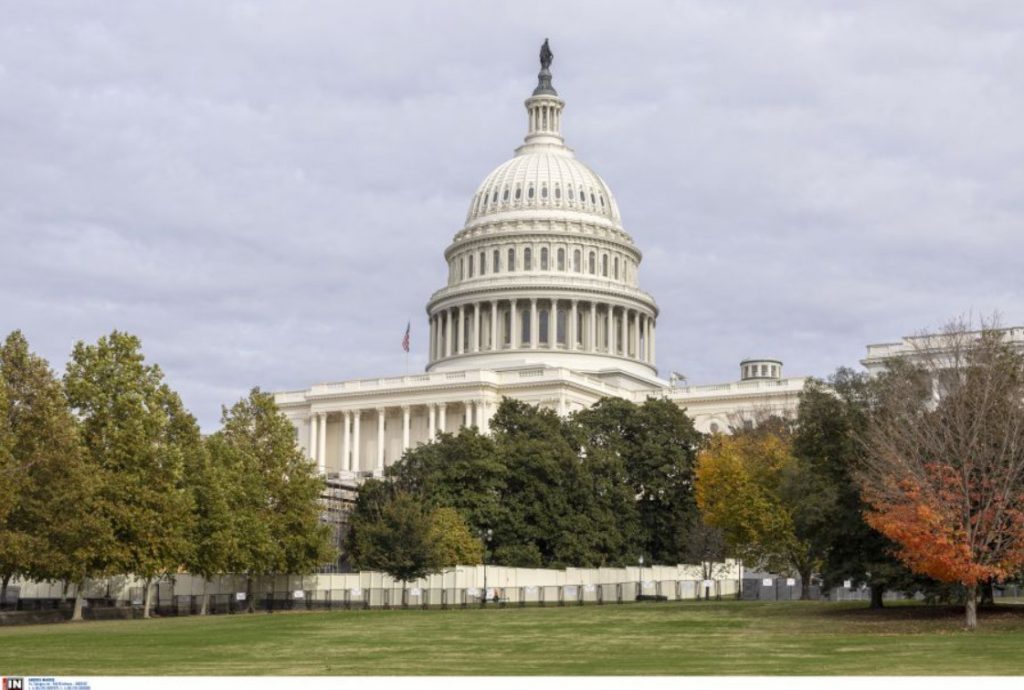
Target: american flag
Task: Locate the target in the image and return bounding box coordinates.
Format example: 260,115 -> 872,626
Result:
402,321 -> 410,353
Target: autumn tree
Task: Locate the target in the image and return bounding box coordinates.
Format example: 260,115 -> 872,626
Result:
859,321 -> 1024,629
429,507 -> 484,567
0,331 -> 113,620
695,429 -> 835,599
64,331 -> 198,618
212,388 -> 334,612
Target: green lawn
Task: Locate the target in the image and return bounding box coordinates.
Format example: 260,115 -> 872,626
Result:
1,600 -> 1023,675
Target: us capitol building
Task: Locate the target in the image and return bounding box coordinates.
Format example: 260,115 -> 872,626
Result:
274,44 -> 811,479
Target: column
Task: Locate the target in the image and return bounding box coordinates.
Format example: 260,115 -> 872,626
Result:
558,395 -> 567,417
480,401 -> 491,434
570,300 -> 578,351
342,411 -> 351,471
473,303 -> 481,352
490,301 -> 498,351
510,300 -> 518,348
589,302 -> 597,352
438,403 -> 447,433
317,412 -> 327,474
308,414 -> 318,462
547,299 -> 555,348
650,320 -> 656,365
633,311 -> 641,359
618,311 -> 625,356
464,403 -> 473,429
428,317 -> 434,361
352,411 -> 362,471
457,305 -> 465,354
376,408 -> 386,472
428,404 -> 437,441
606,305 -> 614,353
445,309 -> 453,357
530,298 -> 539,349
402,405 -> 411,452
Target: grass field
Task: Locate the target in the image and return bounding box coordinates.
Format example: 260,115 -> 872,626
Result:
1,600 -> 1023,675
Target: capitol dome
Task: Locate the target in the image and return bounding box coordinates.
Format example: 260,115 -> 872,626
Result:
425,44 -> 660,383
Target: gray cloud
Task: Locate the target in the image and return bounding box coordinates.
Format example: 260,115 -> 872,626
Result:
1,0 -> 1022,430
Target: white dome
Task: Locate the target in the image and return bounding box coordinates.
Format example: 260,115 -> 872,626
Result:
466,150 -> 622,225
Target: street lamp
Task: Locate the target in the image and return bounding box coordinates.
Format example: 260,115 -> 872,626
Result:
482,528 -> 493,607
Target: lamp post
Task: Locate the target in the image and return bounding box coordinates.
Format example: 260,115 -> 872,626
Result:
482,528 -> 493,607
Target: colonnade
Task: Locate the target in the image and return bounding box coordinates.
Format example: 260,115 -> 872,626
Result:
428,298 -> 655,365
306,399 -> 496,475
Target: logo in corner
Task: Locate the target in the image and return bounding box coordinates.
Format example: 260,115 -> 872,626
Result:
2,678 -> 25,690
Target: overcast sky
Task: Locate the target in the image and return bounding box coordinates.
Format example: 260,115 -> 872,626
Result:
2,1 -> 1022,431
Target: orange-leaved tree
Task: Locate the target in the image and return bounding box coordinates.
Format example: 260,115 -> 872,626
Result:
859,320 -> 1024,630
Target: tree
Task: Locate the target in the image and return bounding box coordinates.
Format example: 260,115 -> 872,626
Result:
347,488 -> 442,584
695,430 -> 834,599
793,370 -> 918,608
574,397 -> 701,564
429,507 -> 484,567
64,331 -> 197,618
681,518 -> 730,596
858,321 -> 1024,630
183,439 -> 235,615
213,388 -> 334,611
0,331 -> 112,620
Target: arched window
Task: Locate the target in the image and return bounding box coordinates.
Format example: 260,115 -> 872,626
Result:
588,251 -> 596,274
540,247 -> 549,270
613,257 -> 619,280
591,193 -> 596,204
556,308 -> 567,346
521,308 -> 531,344
492,189 -> 498,203
479,251 -> 486,275
539,309 -> 549,344
502,188 -> 509,202
493,250 -> 500,273
468,254 -> 474,278
555,185 -> 561,200
602,255 -> 608,277
557,248 -> 565,271
579,190 -> 586,201
460,257 -> 465,280
515,186 -> 522,201
573,249 -> 581,272
528,186 -> 535,199
508,248 -> 516,271
541,186 -> 548,199
524,247 -> 533,270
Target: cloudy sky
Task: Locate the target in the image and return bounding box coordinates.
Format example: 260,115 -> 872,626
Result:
1,1 -> 1022,430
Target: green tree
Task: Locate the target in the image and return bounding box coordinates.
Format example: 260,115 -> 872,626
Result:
574,397 -> 702,564
213,388 -> 334,611
348,489 -> 442,584
64,331 -> 197,617
429,507 -> 483,567
0,331 -> 113,620
793,370 -> 917,608
184,439 -> 235,615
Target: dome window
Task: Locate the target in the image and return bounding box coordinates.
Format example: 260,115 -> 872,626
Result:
588,252 -> 596,274
540,247 -> 549,270
479,251 -> 486,275
491,190 -> 497,203
557,248 -> 565,271
591,192 -> 596,204
573,249 -> 581,272
541,186 -> 548,199
613,257 -> 619,280
554,186 -> 561,199
599,195 -> 605,208
493,250 -> 500,273
602,254 -> 608,277
524,247 -> 532,270
502,188 -> 509,202
528,186 -> 535,199
468,254 -> 474,278
508,248 -> 516,271
515,187 -> 522,201
579,190 -> 586,201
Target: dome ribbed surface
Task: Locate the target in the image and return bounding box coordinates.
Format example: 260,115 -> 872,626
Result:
466,151 -> 622,225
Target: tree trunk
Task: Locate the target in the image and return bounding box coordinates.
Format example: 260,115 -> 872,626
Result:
980,579 -> 994,608
70,581 -> 85,622
799,569 -> 812,600
0,573 -> 10,610
142,579 -> 153,619
200,587 -> 209,616
246,575 -> 255,614
964,583 -> 978,630
869,583 -> 885,609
